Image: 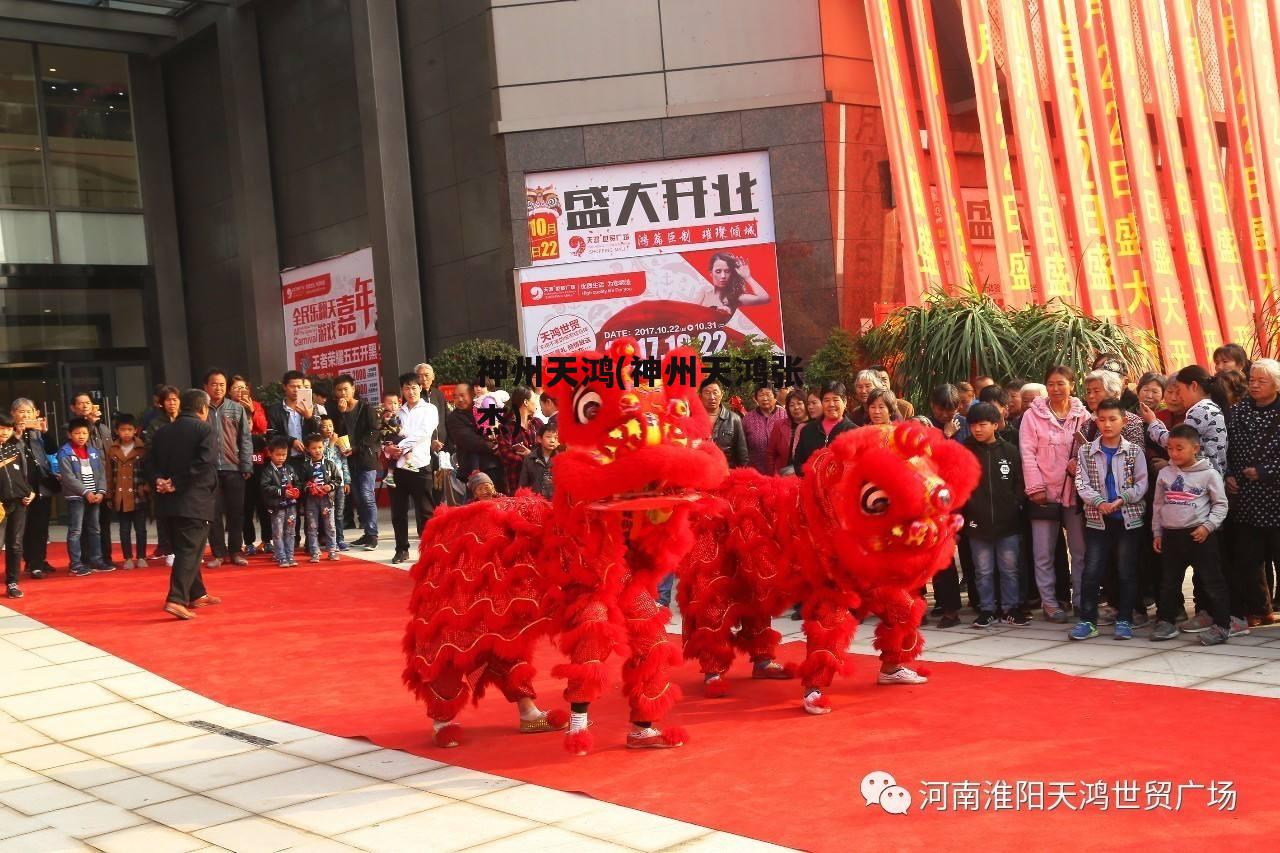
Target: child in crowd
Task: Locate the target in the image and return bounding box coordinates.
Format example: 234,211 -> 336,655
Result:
301,433 -> 341,562
518,423 -> 559,500
319,416 -> 350,551
1151,424 -> 1235,645
962,404 -> 1028,627
0,414 -> 35,599
261,435 -> 301,567
58,417 -> 110,577
468,471 -> 497,501
106,414 -> 148,569
379,391 -> 402,489
1073,399 -> 1149,641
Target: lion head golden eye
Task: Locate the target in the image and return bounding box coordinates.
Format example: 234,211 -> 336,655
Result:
573,387 -> 603,424
860,483 -> 890,515
668,399 -> 689,418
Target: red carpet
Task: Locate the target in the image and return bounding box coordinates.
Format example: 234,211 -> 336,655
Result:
9,547 -> 1279,850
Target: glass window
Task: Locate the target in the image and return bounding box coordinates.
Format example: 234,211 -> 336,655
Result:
56,212 -> 147,265
40,45 -> 141,210
0,287 -> 146,351
0,40 -> 45,206
0,210 -> 54,263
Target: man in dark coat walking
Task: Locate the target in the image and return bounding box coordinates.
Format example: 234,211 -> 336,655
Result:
151,389 -> 219,620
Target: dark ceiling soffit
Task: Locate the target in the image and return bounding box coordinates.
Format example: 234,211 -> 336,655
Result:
0,0 -> 180,36
0,17 -> 163,53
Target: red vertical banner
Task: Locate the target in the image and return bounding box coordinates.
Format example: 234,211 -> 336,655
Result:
1165,0 -> 1255,346
997,0 -> 1078,305
1214,0 -> 1280,324
1038,0 -> 1119,319
1102,0 -> 1200,367
904,0 -> 975,293
958,0 -> 1031,306
1128,0 -> 1222,359
1240,0 -> 1280,311
1070,0 -> 1157,335
863,0 -> 943,302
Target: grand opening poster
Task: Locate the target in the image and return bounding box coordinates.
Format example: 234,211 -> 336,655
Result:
280,246 -> 381,402
518,152 -> 786,359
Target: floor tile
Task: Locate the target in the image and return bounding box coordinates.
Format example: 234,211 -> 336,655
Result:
0,780 -> 95,815
0,723 -> 51,753
274,734 -> 379,763
1116,650 -> 1261,679
1018,643 -> 1161,668
1213,659 -> 1280,684
135,692 -> 223,720
3,744 -> 90,772
918,650 -> 1009,666
87,775 -> 189,809
42,760 -> 136,790
931,636 -> 1061,658
400,764 -> 523,800
84,822 -> 208,853
1191,679 -> 1280,698
265,782 -> 448,836
206,765 -> 376,813
232,721 -> 320,745
25,702 -> 162,742
155,749 -> 312,792
109,734 -> 258,774
192,816 -> 317,853
4,629 -> 75,651
336,801 -> 535,853
463,825 -> 630,852
472,784 -> 606,823
95,673 -> 184,701
560,804 -> 710,852
0,684 -> 120,721
33,644 -> 108,665
0,668 -> 90,699
1083,668 -> 1205,688
0,827 -> 94,852
330,749 -> 445,781
666,831 -> 794,852
0,760 -> 45,794
986,659 -> 1096,676
39,800 -> 145,839
50,657 -> 141,682
0,805 -> 47,841
175,707 -> 268,731
68,721 -> 204,758
136,795 -> 251,833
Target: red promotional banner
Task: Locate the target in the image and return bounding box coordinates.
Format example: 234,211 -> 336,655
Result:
863,0 -> 943,301
1038,0 -> 1119,319
1165,0 -> 1255,346
1102,0 -> 1202,367
958,0 -> 1031,306
1213,0 -> 1280,323
997,0 -> 1077,304
904,0 -> 974,293
1070,0 -> 1157,334
1238,0 -> 1280,314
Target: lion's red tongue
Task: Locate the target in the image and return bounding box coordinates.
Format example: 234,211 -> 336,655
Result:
588,491 -> 700,512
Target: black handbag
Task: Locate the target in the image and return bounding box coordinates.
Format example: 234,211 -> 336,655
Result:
1026,501 -> 1063,522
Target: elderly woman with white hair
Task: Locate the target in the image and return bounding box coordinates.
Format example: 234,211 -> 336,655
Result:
1226,358 -> 1280,627
848,369 -> 887,426
1082,369 -> 1145,447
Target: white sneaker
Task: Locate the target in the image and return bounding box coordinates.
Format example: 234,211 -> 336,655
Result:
165,554 -> 175,567
802,691 -> 831,715
876,666 -> 928,686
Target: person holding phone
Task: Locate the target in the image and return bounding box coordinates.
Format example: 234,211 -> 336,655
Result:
267,370 -> 321,460
11,400 -> 58,578
498,387 -> 539,496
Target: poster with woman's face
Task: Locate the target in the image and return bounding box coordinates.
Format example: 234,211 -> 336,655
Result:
516,243 -> 784,361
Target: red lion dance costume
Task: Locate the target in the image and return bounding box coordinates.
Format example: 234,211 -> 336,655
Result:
678,421 -> 979,714
402,339 -> 727,754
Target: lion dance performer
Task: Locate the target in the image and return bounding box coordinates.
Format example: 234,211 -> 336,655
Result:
679,421 -> 979,714
402,339 -> 727,754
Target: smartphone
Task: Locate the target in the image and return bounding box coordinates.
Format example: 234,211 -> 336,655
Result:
297,387 -> 314,410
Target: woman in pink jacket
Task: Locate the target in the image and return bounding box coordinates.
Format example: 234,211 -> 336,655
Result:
1019,366 -> 1091,623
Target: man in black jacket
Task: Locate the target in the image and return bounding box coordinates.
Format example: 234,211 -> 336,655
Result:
10,399 -> 58,578
446,383 -> 502,491
332,374 -> 381,550
151,389 -> 219,620
266,370 -> 322,461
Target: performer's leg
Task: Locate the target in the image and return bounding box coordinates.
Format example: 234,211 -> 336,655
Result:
871,588 -> 930,685
483,658 -> 568,734
421,667 -> 469,748
551,594 -> 628,755
619,579 -> 685,749
797,594 -> 861,715
735,612 -> 791,680
678,569 -> 740,695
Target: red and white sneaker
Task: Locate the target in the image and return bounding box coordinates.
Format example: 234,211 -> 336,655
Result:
802,690 -> 831,715
626,727 -> 684,749
876,666 -> 928,685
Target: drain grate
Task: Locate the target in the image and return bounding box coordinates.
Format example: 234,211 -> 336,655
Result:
185,720 -> 277,747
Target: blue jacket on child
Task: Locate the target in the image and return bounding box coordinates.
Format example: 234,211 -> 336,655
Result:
56,442 -> 107,502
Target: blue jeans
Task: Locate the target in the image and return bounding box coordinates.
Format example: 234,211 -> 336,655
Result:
352,464 -> 378,537
969,533 -> 1021,614
333,487 -> 346,545
1081,518 -> 1139,625
67,500 -> 103,568
657,572 -> 675,606
304,495 -> 336,556
270,507 -> 297,564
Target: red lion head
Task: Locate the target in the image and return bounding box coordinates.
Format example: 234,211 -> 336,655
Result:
546,338 -> 728,508
800,421 -> 979,587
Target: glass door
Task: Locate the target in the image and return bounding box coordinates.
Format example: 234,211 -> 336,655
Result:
57,359 -> 151,428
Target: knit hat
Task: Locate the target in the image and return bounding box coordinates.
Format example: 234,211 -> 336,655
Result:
467,471 -> 494,494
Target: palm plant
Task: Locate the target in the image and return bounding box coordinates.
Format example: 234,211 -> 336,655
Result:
860,287 -> 1156,406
